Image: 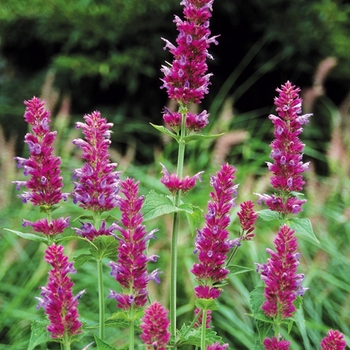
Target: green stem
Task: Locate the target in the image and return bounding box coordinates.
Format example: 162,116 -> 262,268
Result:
226,244 -> 239,267
201,308 -> 208,350
62,332 -> 71,350
97,258 -> 105,340
169,105 -> 187,344
129,306 -> 135,350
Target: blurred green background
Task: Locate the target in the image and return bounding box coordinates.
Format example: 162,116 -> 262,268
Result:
0,0 -> 350,349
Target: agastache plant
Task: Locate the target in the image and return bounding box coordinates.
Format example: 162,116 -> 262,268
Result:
37,243 -> 84,348
72,110 -> 120,339
13,97 -> 69,239
159,0 -> 218,338
320,329 -> 347,350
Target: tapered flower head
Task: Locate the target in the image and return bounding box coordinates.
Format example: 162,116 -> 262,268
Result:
320,329 -> 347,350
37,243 -> 83,338
13,97 -> 68,207
161,0 -> 218,105
237,200 -> 257,240
191,163 -> 238,299
257,225 -> 305,319
23,218 -> 70,236
263,336 -> 290,350
108,178 -> 159,310
72,111 -> 120,212
256,81 -> 311,215
140,301 -> 170,350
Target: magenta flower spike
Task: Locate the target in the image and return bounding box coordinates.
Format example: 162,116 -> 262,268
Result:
206,343 -> 229,350
191,163 -> 238,300
37,243 -> 84,339
13,97 -> 69,235
140,301 -> 170,350
72,111 -> 120,213
161,0 -> 218,106
256,81 -> 312,215
108,178 -> 159,310
257,225 -> 305,319
320,329 -> 347,350
263,336 -> 290,350
237,200 -> 258,241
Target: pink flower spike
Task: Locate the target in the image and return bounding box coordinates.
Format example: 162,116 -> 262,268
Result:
206,342 -> 229,350
237,200 -> 258,239
140,301 -> 170,350
263,336 -> 290,350
37,244 -> 83,339
22,217 -> 70,236
258,225 -> 305,319
161,0 -> 218,105
320,329 -> 347,350
13,97 -> 68,207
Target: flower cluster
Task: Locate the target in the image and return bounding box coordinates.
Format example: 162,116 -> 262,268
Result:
257,225 -> 305,319
72,111 -> 120,213
160,163 -> 203,194
207,343 -> 229,350
13,97 -> 69,235
72,111 -> 120,239
320,329 -> 347,350
162,107 -> 209,132
37,243 -> 83,339
237,200 -> 258,241
161,0 -> 218,106
108,178 -> 160,310
256,81 -> 311,215
140,301 -> 170,350
263,336 -> 290,350
191,163 -> 238,300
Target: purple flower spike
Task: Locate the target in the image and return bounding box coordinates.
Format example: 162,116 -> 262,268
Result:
72,111 -> 120,213
263,336 -> 290,350
161,0 -> 218,105
73,220 -> 119,240
321,329 -> 347,350
37,243 -> 83,339
256,81 -> 311,215
207,342 -> 229,350
22,217 -> 70,236
237,200 -> 258,240
191,164 -> 237,299
108,178 -> 159,310
258,225 -> 304,319
140,301 -> 170,350
13,97 -> 68,207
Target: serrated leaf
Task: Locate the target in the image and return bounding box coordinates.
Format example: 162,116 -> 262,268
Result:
257,209 -> 280,222
74,253 -> 94,269
287,218 -> 319,243
72,214 -> 95,222
150,123 -> 180,142
177,324 -> 222,347
142,191 -> 178,221
89,235 -> 118,260
195,298 -> 218,311
183,132 -> 224,143
5,229 -> 48,244
178,203 -> 193,214
228,264 -> 253,275
186,205 -> 203,236
94,335 -> 117,350
28,320 -> 50,350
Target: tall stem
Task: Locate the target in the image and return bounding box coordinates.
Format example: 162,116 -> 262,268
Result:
169,106 -> 187,342
129,306 -> 135,350
201,309 -> 208,350
97,258 -> 105,340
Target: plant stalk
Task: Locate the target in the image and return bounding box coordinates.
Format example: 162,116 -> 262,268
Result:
97,258 -> 105,340
201,308 -> 208,350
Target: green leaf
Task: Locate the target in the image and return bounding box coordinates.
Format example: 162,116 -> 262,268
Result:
150,123 -> 180,142
94,334 -> 117,350
89,235 -> 118,260
227,264 -> 253,276
186,205 -> 203,236
195,298 -> 219,311
4,229 -> 48,244
105,312 -> 131,328
72,214 -> 95,222
177,324 -> 223,347
28,320 -> 50,350
142,191 -> 178,221
287,218 -> 319,243
178,203 -> 194,214
74,253 -> 94,269
257,209 -> 280,222
183,132 -> 224,143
